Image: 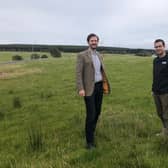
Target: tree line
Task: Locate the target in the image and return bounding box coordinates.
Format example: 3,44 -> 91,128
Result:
0,44 -> 155,56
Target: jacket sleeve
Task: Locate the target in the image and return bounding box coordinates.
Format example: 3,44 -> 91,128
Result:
152,59 -> 155,91
76,53 -> 84,92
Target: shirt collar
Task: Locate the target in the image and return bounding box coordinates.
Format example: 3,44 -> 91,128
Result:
157,52 -> 167,59
88,48 -> 97,55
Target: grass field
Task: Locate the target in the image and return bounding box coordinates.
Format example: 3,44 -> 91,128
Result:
0,52 -> 167,168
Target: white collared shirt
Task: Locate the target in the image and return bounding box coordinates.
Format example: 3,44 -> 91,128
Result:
91,50 -> 102,83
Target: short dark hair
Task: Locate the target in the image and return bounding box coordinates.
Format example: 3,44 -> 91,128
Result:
154,39 -> 165,46
87,33 -> 99,42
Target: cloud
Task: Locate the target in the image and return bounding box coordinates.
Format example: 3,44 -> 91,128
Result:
0,0 -> 168,48
101,0 -> 168,48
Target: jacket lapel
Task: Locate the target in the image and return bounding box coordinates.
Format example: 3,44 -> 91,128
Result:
87,48 -> 104,69
87,48 -> 92,61
87,48 -> 94,69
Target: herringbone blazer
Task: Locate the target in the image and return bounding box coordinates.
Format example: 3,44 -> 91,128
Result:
76,48 -> 110,96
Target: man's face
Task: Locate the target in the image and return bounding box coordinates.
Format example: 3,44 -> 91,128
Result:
88,36 -> 99,50
154,42 -> 165,56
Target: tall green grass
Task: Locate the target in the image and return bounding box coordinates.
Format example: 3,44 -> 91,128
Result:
0,52 -> 166,168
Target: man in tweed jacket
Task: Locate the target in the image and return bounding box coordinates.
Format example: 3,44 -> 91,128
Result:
76,33 -> 110,149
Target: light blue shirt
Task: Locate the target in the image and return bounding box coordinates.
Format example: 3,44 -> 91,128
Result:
91,50 -> 103,83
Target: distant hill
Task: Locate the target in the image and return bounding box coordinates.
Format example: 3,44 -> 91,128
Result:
0,44 -> 154,56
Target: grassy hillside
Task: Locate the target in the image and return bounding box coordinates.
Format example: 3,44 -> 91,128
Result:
0,52 -> 166,168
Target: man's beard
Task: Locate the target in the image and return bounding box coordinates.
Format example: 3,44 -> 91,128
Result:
90,45 -> 97,50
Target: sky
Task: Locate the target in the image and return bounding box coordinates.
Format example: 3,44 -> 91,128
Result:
0,0 -> 168,49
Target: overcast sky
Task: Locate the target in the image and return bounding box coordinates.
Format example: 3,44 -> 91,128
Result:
0,0 -> 168,48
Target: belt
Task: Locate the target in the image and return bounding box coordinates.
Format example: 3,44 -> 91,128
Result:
95,81 -> 103,84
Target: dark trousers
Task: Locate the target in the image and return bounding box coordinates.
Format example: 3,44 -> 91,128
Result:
84,81 -> 103,144
153,93 -> 168,128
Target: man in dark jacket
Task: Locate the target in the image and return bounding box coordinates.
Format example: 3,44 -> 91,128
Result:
152,39 -> 168,136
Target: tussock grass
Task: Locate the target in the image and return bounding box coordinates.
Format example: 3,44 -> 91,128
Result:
27,122 -> 45,153
13,97 -> 22,108
0,52 -> 165,168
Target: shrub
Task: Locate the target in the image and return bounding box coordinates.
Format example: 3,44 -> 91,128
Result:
13,97 -> 22,108
41,54 -> 48,59
12,55 -> 23,61
49,48 -> 62,58
31,53 -> 40,59
0,109 -> 5,120
8,90 -> 14,94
